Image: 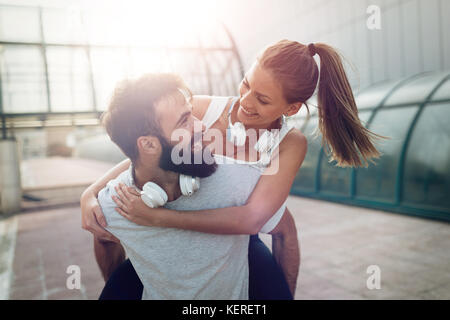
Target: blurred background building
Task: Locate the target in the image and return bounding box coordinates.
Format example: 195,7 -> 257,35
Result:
0,0 -> 449,301
1,0 -> 448,220
0,0 -> 244,211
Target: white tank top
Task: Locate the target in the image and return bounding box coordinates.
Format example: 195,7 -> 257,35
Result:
202,96 -> 292,233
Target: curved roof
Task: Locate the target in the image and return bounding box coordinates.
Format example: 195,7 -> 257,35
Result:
291,70 -> 450,222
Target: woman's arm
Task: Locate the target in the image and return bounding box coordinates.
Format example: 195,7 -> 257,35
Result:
114,130 -> 307,235
269,208 -> 300,297
83,158 -> 131,198
80,158 -> 131,242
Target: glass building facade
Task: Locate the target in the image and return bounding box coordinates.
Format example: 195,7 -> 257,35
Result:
0,4 -> 244,119
291,71 -> 450,222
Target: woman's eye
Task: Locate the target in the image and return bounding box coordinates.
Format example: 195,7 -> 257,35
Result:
258,98 -> 268,105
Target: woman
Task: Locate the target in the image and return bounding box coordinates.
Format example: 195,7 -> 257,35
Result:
81,40 -> 382,299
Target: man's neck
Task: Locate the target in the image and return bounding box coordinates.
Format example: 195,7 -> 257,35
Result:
133,161 -> 182,202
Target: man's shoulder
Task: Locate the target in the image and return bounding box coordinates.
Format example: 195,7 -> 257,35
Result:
98,169 -> 131,210
97,169 -> 142,232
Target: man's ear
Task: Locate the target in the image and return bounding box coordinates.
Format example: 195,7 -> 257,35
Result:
137,136 -> 160,155
285,102 -> 303,117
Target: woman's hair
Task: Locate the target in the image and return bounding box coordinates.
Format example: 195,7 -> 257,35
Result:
258,39 -> 382,168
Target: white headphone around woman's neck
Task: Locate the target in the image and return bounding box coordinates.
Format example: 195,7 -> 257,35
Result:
227,98 -> 287,163
130,165 -> 200,208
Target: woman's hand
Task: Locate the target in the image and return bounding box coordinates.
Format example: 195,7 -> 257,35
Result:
80,189 -> 120,243
112,183 -> 169,227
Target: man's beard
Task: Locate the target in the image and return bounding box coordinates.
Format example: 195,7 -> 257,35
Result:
158,135 -> 217,178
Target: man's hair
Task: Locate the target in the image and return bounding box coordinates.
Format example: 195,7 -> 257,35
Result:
101,73 -> 192,164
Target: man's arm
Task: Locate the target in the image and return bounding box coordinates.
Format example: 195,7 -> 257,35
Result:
269,208 -> 300,297
93,237 -> 126,282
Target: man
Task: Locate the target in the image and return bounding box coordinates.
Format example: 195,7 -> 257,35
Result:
85,73 -> 299,299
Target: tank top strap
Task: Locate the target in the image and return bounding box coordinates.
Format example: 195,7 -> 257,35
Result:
267,122 -> 294,158
227,96 -> 239,116
202,96 -> 238,130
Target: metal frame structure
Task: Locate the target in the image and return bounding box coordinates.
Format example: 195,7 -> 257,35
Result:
0,4 -> 244,139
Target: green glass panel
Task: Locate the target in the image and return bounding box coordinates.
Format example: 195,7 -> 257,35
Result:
355,79 -> 400,110
384,72 -> 448,106
42,7 -> 87,44
355,106 -> 418,202
0,6 -> 40,42
403,103 -> 450,211
90,48 -> 131,111
292,117 -> 321,192
431,78 -> 450,101
0,45 -> 48,113
46,47 -> 93,112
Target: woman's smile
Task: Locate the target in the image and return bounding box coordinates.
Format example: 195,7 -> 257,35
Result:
239,105 -> 259,118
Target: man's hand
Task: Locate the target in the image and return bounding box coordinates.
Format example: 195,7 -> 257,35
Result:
81,189 -> 120,243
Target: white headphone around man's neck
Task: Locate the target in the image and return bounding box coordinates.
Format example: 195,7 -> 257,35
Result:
130,165 -> 200,208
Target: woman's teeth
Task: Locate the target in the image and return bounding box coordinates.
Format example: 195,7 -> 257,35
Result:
241,107 -> 258,117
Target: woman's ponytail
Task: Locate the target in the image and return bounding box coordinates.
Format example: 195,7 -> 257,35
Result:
259,40 -> 383,167
313,43 -> 382,167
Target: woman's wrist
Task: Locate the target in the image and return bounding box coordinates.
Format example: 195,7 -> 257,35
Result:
155,208 -> 179,228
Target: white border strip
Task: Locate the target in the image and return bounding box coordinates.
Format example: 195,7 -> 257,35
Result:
0,215 -> 18,300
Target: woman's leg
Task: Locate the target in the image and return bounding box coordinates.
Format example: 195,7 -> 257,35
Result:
248,234 -> 293,300
99,259 -> 143,300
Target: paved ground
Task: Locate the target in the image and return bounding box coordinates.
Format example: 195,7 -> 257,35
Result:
21,157 -> 115,191
262,197 -> 450,299
20,157 -> 115,210
1,196 -> 449,300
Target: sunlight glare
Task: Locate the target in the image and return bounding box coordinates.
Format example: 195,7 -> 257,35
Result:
80,0 -> 218,47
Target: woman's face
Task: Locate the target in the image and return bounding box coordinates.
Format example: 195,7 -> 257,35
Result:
237,61 -> 290,129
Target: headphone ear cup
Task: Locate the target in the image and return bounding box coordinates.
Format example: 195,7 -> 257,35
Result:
179,174 -> 199,196
179,174 -> 186,196
141,182 -> 168,208
236,130 -> 246,146
180,174 -> 192,196
192,177 -> 200,192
